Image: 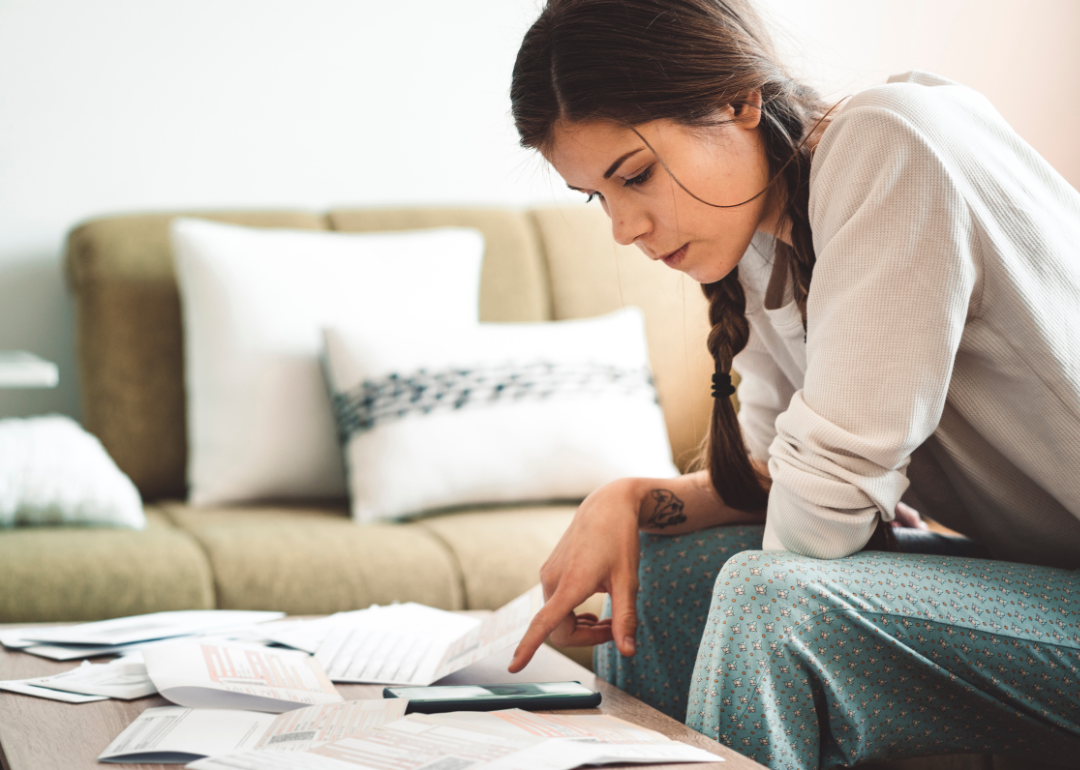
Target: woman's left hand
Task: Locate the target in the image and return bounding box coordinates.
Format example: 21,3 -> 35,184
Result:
892,501 -> 929,530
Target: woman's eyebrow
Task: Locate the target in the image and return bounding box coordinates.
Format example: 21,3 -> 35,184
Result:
603,148 -> 645,179
566,147 -> 647,191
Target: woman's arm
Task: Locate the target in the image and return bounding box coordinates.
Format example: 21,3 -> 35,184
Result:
508,470 -> 761,672
636,469 -> 765,535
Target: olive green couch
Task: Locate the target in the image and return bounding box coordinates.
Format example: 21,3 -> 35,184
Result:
0,206 -> 714,639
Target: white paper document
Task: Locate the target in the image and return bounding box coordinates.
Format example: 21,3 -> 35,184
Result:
27,658 -> 156,700
144,641 -> 342,713
430,709 -> 670,743
0,677 -> 108,703
187,715 -> 544,770
251,699 -> 410,752
99,700 -> 409,764
186,711 -> 720,770
315,585 -> 544,684
270,603 -> 480,655
20,610 -> 285,646
99,707 -> 276,764
0,627 -> 38,649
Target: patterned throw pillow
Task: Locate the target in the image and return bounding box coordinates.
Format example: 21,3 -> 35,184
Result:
322,308 -> 680,522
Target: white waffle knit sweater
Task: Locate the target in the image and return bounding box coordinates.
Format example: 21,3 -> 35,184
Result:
736,71 -> 1080,568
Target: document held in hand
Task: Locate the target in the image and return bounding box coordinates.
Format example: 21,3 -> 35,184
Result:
314,584 -> 544,685
143,642 -> 342,713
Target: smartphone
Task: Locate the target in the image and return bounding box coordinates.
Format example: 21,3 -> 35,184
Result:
382,681 -> 602,713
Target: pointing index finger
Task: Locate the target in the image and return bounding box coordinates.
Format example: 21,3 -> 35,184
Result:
508,587 -> 582,673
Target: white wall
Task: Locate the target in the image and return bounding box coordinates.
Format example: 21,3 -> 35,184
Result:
1,0 -> 1077,421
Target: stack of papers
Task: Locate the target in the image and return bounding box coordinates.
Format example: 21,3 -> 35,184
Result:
1,591 -> 720,770
1,610 -> 286,661
184,709 -> 722,770
0,655 -> 155,702
142,641 -> 342,712
274,585 -> 544,685
98,700 -> 409,764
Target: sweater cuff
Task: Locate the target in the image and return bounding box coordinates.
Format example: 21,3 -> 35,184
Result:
764,478 -> 879,558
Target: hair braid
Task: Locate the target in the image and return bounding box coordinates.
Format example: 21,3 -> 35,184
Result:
702,270 -> 770,513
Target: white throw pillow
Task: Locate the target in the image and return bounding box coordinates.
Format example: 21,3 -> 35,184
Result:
171,218 -> 485,505
0,415 -> 145,529
322,308 -> 680,522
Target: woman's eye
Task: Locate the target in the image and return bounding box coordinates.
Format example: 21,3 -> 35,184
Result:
624,165 -> 653,188
586,192 -> 602,203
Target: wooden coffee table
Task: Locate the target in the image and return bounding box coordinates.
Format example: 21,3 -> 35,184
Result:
0,624 -> 764,770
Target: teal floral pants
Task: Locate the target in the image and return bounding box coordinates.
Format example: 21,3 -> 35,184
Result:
595,525 -> 1080,770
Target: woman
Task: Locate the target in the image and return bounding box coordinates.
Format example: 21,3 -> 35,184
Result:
505,1 -> 1080,769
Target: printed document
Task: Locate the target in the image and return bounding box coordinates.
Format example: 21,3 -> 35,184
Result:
185,711 -> 721,770
187,714 -> 543,770
426,709 -> 670,743
270,603 -> 480,655
144,641 -> 342,712
20,610 -> 285,646
27,658 -> 156,700
315,584 -> 544,684
0,677 -> 107,702
99,700 -> 408,764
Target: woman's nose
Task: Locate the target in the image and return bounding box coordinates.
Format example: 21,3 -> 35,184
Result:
608,201 -> 651,247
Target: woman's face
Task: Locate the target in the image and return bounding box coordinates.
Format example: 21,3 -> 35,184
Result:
545,103 -> 778,284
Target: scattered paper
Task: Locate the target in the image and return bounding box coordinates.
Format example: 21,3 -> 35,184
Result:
22,640 -> 149,661
432,585 -> 546,679
0,678 -> 108,703
99,706 -> 277,764
27,659 -> 156,700
253,699 -> 410,752
486,738 -> 721,770
144,641 -> 342,713
267,604 -> 479,656
0,627 -> 38,649
315,585 -> 543,685
429,709 -> 670,743
20,610 -> 286,647
188,714 -> 542,770
99,700 -> 410,764
185,711 -> 721,770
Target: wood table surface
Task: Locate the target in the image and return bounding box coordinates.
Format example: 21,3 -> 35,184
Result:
0,621 -> 765,770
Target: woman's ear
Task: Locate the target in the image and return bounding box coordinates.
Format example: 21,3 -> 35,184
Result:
733,89 -> 763,129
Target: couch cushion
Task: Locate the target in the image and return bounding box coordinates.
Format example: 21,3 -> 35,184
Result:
529,207 -> 715,472
327,208 -> 552,324
415,505 -> 575,610
163,503 -> 465,614
64,211 -> 328,500
0,507 -> 214,622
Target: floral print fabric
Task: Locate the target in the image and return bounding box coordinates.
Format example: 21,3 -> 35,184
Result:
595,525 -> 1080,770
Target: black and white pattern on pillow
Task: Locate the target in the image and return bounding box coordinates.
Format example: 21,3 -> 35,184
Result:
322,308 -> 681,523
332,362 -> 656,438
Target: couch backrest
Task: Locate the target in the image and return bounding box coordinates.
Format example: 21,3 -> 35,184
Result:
65,207 -> 712,501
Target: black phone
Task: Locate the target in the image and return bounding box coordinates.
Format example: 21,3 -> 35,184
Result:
382,681 -> 602,713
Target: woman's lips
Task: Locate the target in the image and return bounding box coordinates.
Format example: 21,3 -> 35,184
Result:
662,243 -> 689,268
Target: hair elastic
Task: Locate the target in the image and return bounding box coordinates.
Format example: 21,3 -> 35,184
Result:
711,371 -> 736,399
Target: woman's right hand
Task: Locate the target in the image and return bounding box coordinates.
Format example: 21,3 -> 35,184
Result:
508,477 -> 645,673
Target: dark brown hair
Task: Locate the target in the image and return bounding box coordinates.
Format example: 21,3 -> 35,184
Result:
512,0 -> 821,513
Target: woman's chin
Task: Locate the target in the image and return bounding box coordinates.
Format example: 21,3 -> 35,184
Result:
684,263 -> 735,285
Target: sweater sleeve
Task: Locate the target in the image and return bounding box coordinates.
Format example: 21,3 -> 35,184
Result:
733,322 -> 797,464
762,102 -> 980,558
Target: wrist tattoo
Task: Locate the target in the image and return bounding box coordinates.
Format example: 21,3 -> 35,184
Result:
644,488 -> 687,529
